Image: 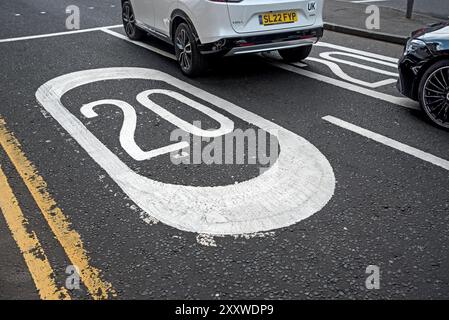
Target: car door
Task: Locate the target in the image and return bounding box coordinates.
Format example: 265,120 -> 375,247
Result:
153,0 -> 177,36
130,0 -> 155,28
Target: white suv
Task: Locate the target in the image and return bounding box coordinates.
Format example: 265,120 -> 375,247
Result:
121,0 -> 323,76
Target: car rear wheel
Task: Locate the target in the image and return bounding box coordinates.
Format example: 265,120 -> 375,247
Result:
174,23 -> 208,77
278,45 -> 312,62
419,60 -> 449,129
122,1 -> 144,40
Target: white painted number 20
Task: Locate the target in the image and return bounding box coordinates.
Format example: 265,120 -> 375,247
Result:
80,89 -> 234,161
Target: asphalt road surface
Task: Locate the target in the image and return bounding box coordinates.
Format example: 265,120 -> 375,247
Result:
342,0 -> 449,19
0,1 -> 448,300
383,0 -> 449,19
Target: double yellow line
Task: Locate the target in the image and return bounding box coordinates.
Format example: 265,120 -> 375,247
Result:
0,117 -> 116,300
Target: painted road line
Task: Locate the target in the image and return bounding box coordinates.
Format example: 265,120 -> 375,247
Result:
318,52 -> 398,75
305,57 -> 397,88
100,30 -> 417,110
323,115 -> 449,171
0,25 -> 122,43
101,28 -> 177,60
316,41 -> 400,64
0,118 -> 116,299
0,165 -> 70,300
269,60 -> 419,110
301,48 -> 398,88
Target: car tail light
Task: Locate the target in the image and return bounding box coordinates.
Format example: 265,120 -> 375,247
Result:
238,42 -> 255,47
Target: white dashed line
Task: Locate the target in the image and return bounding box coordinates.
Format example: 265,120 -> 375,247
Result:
323,115 -> 449,171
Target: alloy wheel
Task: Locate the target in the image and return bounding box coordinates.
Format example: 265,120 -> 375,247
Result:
423,66 -> 449,128
122,4 -> 136,37
176,28 -> 192,72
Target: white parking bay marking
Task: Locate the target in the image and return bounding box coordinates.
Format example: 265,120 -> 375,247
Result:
100,28 -> 419,110
304,57 -> 397,88
269,61 -> 419,110
318,52 -> 398,76
36,68 -> 335,235
302,46 -> 399,88
101,28 -> 177,60
323,115 -> 449,171
316,42 -> 399,64
0,25 -> 122,43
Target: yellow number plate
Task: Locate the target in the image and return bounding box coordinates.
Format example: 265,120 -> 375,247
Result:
259,11 -> 298,26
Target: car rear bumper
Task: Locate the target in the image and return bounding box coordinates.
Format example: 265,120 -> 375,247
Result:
198,27 -> 323,56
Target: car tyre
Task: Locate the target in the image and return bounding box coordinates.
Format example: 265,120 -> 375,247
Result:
122,1 -> 145,41
174,23 -> 208,77
418,60 -> 449,129
278,45 -> 312,62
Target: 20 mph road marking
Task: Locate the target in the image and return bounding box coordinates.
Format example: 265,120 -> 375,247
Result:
36,67 -> 335,235
323,115 -> 449,171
